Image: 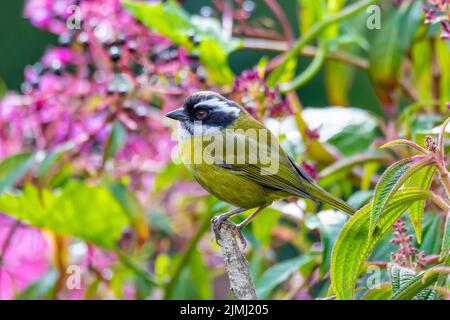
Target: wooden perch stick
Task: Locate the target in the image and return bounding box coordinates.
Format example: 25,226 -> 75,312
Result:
216,223 -> 257,300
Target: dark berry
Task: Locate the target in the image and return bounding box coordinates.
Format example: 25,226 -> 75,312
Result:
58,32 -> 73,47
51,61 -> 63,76
127,40 -> 137,53
33,62 -> 45,76
108,45 -> 121,63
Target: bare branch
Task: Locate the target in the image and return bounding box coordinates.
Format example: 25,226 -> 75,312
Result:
216,223 -> 257,300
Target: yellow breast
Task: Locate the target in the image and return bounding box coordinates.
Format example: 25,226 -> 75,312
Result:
179,135 -> 281,209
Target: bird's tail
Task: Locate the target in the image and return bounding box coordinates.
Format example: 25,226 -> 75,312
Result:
306,184 -> 356,216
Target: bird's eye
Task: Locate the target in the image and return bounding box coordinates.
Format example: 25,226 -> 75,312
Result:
195,109 -> 208,120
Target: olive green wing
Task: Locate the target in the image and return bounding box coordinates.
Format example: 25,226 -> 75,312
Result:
214,128 -> 316,201
215,112 -> 356,215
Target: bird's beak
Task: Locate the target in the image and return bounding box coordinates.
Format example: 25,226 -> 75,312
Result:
165,107 -> 186,121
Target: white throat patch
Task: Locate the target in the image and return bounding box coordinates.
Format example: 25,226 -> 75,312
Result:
178,122 -> 222,140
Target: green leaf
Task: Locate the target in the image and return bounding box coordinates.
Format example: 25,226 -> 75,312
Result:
419,212 -> 442,255
368,1 -> 422,105
154,162 -> 190,192
0,181 -> 129,248
389,268 -> 438,300
389,264 -> 416,293
405,165 -> 436,243
411,40 -> 433,103
251,207 -> 281,248
441,212 -> 450,261
0,152 -> 34,194
105,180 -> 148,241
361,162 -> 380,191
104,121 -> 127,161
318,153 -> 385,188
436,37 -> 450,112
380,139 -> 429,154
347,190 -> 373,209
122,0 -> 238,85
299,0 -> 324,34
322,0 -> 361,106
37,142 -> 74,178
0,78 -> 6,98
15,269 -> 58,300
266,56 -> 297,87
317,211 -> 347,278
331,189 -> 432,300
369,156 -> 435,236
256,56 -> 269,78
256,255 -> 315,299
361,283 -> 392,300
187,249 -> 212,299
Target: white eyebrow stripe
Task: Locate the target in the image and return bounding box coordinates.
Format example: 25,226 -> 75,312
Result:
194,98 -> 241,116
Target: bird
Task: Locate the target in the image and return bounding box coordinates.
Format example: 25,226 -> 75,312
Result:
166,91 -> 355,246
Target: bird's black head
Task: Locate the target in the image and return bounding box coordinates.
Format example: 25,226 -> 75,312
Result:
165,91 -> 242,135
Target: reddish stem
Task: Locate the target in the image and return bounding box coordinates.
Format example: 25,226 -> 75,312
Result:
263,0 -> 295,45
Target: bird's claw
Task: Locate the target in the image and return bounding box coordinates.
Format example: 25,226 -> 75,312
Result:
211,216 -> 247,249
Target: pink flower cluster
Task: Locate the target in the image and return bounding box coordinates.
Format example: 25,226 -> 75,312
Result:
390,219 -> 426,271
423,0 -> 450,40
0,0 -> 210,187
231,69 -> 291,120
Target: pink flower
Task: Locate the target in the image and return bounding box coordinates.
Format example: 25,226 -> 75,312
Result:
0,214 -> 50,299
42,47 -> 76,67
231,69 -> 291,119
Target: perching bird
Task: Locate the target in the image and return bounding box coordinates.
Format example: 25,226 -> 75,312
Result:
166,91 -> 355,246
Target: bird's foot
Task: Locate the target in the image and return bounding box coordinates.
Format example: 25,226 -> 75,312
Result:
211,216 -> 247,249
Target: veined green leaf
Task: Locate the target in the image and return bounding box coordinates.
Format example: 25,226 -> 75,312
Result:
389,270 -> 438,300
369,156 -> 435,236
390,264 -> 415,293
405,165 -> 436,243
389,264 -> 436,300
0,182 -> 129,248
331,189 -> 432,300
122,0 -> 238,85
0,152 -> 34,194
380,139 -> 429,154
